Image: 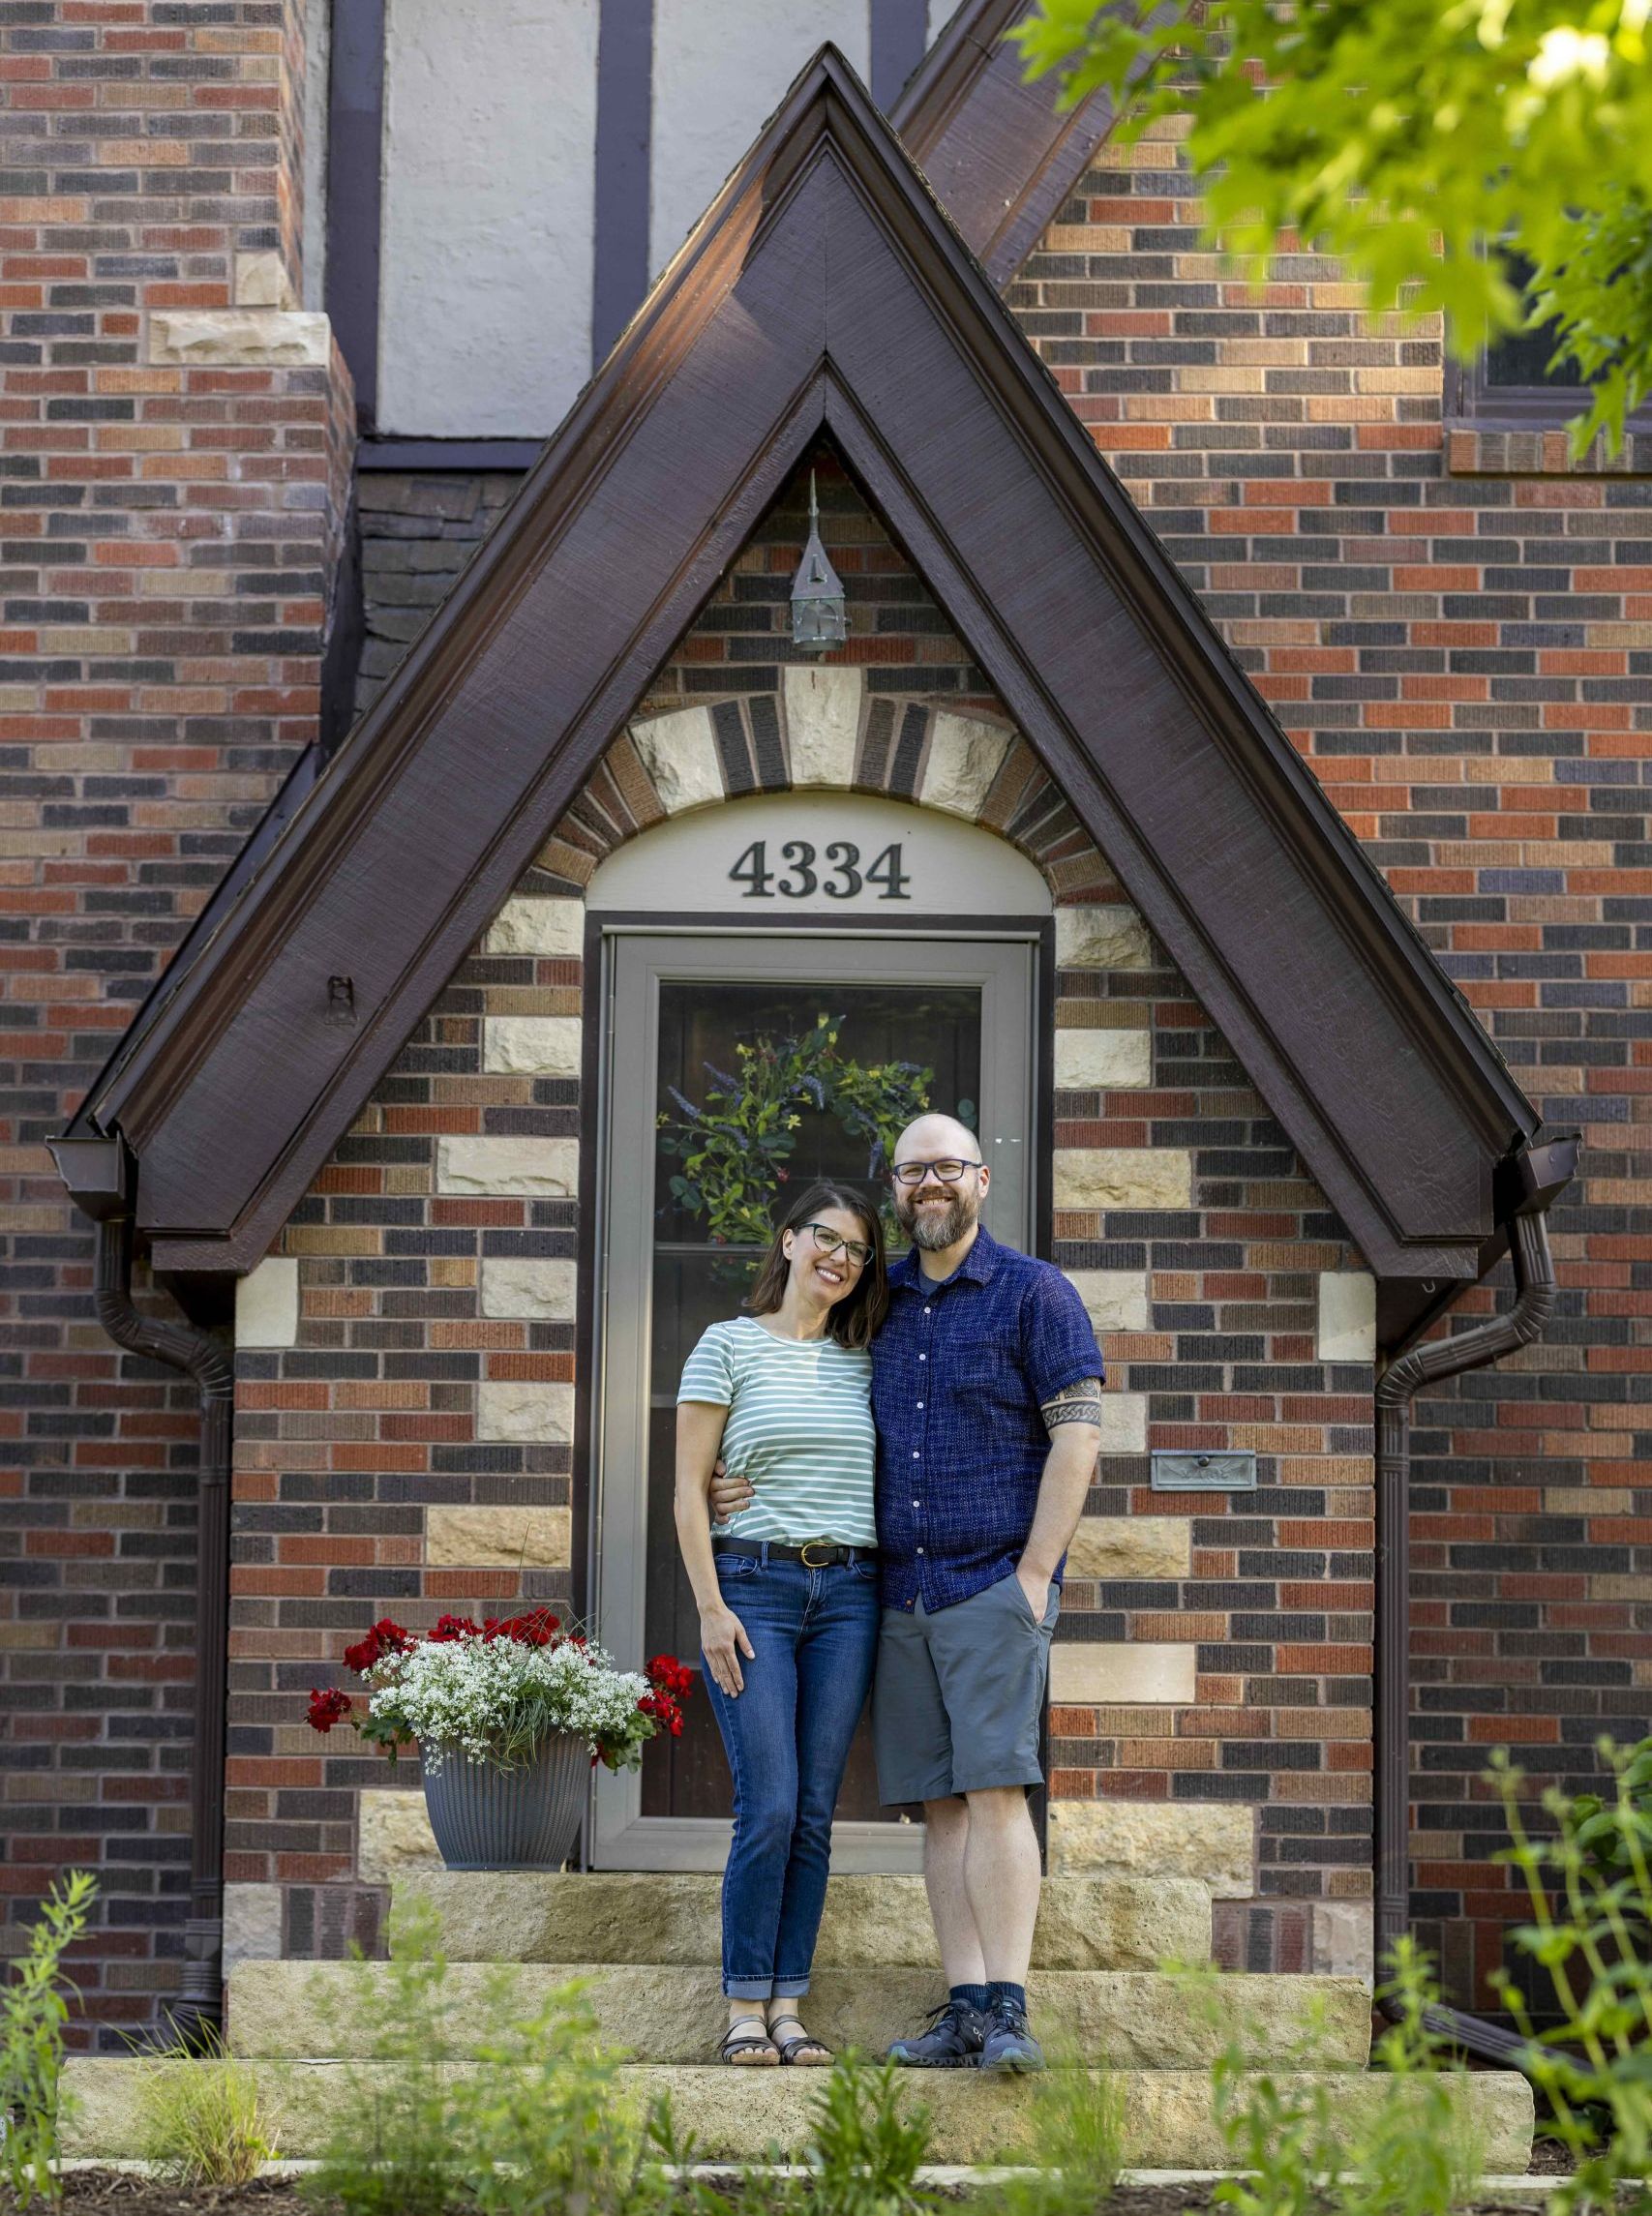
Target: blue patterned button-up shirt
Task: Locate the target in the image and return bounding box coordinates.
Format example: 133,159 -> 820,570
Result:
872,1226 -> 1105,1613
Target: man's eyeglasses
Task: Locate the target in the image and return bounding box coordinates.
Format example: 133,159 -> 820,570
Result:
889,1157 -> 981,1187
801,1222 -> 873,1269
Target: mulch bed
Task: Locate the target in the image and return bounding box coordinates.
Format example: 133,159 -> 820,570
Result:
35,2175 -> 1586,2216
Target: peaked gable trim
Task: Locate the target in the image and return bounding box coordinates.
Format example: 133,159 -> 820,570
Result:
66,49 -> 1539,1292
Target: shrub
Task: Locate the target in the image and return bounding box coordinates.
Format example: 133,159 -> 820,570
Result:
0,1869 -> 96,2209
1337,1938 -> 1481,2216
133,2021 -> 280,2187
793,2051 -> 934,2216
1488,1740 -> 1652,2216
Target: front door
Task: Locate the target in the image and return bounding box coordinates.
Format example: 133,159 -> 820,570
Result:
590,929 -> 1037,1871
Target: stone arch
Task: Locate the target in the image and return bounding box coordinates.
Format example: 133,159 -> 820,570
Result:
530,666 -> 1131,914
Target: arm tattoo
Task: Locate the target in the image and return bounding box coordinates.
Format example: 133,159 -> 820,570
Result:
1041,1378 -> 1103,1431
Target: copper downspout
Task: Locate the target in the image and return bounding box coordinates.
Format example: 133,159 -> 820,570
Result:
1374,1133 -> 1577,2064
94,1204 -> 234,2047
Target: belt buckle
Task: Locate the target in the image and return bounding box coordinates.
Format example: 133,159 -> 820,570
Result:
799,1540 -> 832,1569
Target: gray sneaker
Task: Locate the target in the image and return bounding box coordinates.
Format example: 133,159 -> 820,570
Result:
886,1998 -> 985,2068
978,1994 -> 1044,2074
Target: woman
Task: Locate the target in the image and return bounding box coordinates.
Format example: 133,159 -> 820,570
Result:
676,1180 -> 887,2067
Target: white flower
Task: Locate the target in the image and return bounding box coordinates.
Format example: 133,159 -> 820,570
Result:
365,1632 -> 655,1772
1527,25 -> 1612,87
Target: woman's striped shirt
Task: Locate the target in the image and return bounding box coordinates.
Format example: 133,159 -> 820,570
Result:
677,1317 -> 876,1547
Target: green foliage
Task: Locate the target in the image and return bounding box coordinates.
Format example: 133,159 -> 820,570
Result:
1340,1939 -> 1482,2216
659,1015 -> 931,1251
976,2051 -> 1126,2216
133,2022 -> 281,2188
0,1868 -> 96,2209
1011,0 -> 1652,454
793,2050 -> 934,2216
1488,1739 -> 1652,2216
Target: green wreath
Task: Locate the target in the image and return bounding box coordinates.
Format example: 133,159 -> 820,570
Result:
658,1013 -> 934,1249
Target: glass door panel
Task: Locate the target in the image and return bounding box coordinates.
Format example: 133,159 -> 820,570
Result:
593,933 -> 1035,1871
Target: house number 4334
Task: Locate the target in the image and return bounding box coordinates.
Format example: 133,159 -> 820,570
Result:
729,838 -> 911,901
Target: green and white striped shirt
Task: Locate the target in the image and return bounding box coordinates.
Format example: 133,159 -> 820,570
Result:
677,1317 -> 877,1547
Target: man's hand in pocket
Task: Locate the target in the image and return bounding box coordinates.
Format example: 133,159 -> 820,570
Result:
708,1456 -> 755,1524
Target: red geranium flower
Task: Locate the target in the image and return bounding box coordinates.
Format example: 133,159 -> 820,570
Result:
343,1618 -> 412,1674
503,1609 -> 560,1647
430,1614 -> 481,1642
307,1687 -> 352,1734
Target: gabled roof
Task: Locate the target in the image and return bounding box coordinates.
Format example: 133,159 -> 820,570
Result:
60,46 -> 1543,1304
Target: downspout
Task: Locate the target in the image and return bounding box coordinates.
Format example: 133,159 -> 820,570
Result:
1373,1132 -> 1578,2064
53,1134 -> 235,2048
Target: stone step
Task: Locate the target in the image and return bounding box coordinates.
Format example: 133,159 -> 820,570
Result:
398,1870 -> 1212,1970
61,2058 -> 1534,2171
228,1961 -> 1370,2070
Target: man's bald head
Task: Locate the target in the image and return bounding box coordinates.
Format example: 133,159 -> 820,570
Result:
894,1112 -> 981,1166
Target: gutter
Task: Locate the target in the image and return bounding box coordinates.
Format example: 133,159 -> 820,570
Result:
1373,1131 -> 1579,2065
49,1133 -> 235,2048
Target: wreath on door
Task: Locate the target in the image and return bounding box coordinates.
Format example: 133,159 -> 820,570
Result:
658,1013 -> 934,1249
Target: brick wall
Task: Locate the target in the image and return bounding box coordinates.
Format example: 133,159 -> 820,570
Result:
1010,118 -> 1651,2011
234,457 -> 1374,1983
0,0 -> 351,2039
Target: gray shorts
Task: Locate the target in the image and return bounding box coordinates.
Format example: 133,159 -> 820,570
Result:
871,1571 -> 1060,1803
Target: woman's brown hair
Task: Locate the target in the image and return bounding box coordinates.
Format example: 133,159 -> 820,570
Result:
743,1182 -> 888,1350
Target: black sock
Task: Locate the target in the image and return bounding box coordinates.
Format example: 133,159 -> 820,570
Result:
986,1979 -> 1027,2015
951,1982 -> 990,2015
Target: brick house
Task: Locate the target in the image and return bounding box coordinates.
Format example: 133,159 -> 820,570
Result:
6,0 -> 1644,2071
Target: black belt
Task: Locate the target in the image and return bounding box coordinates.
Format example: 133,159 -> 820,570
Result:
713,1539 -> 878,1569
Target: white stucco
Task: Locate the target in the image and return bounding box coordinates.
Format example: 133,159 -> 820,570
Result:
649,0 -> 870,280
235,1257 -> 300,1348
377,0 -> 598,436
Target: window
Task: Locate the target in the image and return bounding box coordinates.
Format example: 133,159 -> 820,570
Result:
1447,248 -> 1652,433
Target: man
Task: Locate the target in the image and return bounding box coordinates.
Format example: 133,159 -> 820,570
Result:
711,1112 -> 1103,2073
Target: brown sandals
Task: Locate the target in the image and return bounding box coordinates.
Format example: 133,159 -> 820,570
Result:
719,2014 -> 779,2065
766,2013 -> 833,2066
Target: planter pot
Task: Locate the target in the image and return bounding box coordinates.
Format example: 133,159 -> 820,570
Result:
421,1733 -> 589,1871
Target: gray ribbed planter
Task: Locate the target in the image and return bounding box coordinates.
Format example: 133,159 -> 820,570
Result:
421,1734 -> 588,1871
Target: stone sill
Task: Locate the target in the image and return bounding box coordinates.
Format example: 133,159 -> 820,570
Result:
1445,420 -> 1652,478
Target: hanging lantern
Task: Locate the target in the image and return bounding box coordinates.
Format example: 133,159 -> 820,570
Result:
790,471 -> 847,654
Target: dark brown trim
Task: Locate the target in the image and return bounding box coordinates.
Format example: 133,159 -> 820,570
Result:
62,49 -> 1545,1300
355,438 -> 544,473
592,0 -> 655,367
325,0 -> 385,432
892,0 -> 1115,288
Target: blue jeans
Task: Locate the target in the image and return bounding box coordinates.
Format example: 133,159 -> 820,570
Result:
701,1548 -> 880,2001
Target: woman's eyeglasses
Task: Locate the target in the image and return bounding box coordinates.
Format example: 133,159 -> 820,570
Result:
801,1222 -> 873,1270
889,1157 -> 980,1186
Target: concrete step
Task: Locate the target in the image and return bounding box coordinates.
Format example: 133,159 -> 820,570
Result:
227,1960 -> 1371,2070
399,1870 -> 1212,1970
61,2058 -> 1534,2171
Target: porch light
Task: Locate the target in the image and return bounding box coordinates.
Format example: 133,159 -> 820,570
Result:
790,472 -> 847,653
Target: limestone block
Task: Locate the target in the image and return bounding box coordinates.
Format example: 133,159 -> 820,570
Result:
230,1958 -> 1369,2072
234,1256 -> 299,1348
426,1505 -> 571,1569
234,249 -> 295,308
410,1869 -> 1210,1971
1048,1800 -> 1255,1899
1311,1901 -> 1375,1984
222,1881 -> 283,1971
1055,1026 -> 1152,1090
480,1256 -> 577,1319
1317,1270 -> 1377,1363
486,895 -> 585,956
483,1015 -> 583,1075
629,705 -> 723,814
1049,1641 -> 1196,1705
477,1380 -> 575,1445
1065,1268 -> 1149,1333
1056,903 -> 1154,971
1066,1514 -> 1190,1579
358,1787 -> 442,1886
58,2057 -> 1536,2170
149,307 -> 332,366
783,663 -> 862,786
1098,1392 -> 1148,1454
436,1136 -> 579,1196
1054,1148 -> 1192,1210
918,711 -> 1012,819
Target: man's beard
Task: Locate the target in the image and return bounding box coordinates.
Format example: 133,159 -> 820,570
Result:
897,1188 -> 976,1250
